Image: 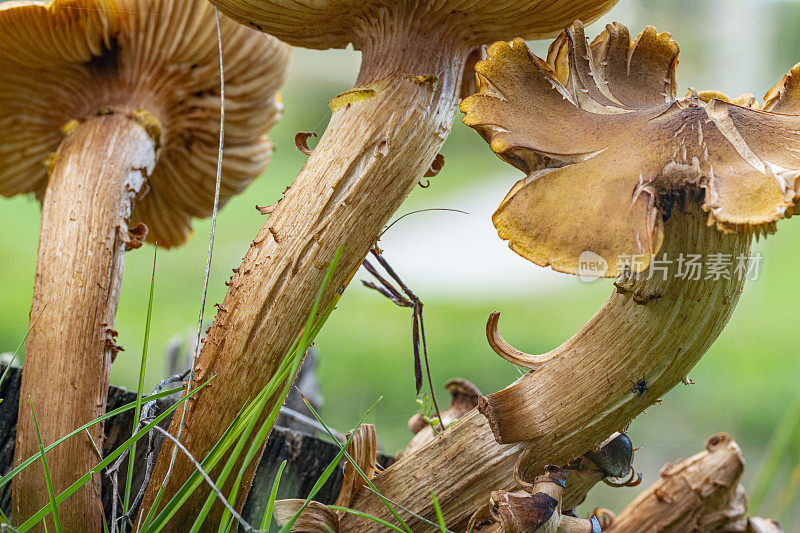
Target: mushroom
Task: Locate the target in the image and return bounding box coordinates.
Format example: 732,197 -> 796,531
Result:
403,378 -> 481,456
560,433 -> 640,511
340,21 -> 800,530
469,465 -> 602,533
0,0 -> 287,528
462,20 -> 799,443
141,0 -> 622,522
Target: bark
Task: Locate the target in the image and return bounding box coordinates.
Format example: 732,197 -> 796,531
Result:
342,205 -> 750,531
140,15 -> 471,527
12,113 -> 156,532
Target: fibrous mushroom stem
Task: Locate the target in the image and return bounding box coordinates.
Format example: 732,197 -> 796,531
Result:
13,113 -> 156,531
341,205 -> 749,531
141,16 -> 469,525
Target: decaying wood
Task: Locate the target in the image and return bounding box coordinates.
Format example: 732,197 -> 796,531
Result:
604,434 -> 782,533
13,114 -> 156,532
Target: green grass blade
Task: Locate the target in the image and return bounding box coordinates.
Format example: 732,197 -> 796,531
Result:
155,246 -> 344,533
277,397 -> 380,533
144,362 -> 295,532
770,458 -> 800,518
750,394 -> 800,513
16,379 -> 212,532
328,506 -> 406,533
29,400 -> 62,533
0,506 -> 10,524
0,386 -> 182,492
219,299 -> 341,532
124,248 -> 158,525
300,397 -> 412,533
260,460 -> 287,530
190,399 -> 262,533
431,492 -> 446,532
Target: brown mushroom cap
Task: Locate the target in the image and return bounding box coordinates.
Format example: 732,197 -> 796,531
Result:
0,0 -> 288,247
210,0 -> 620,50
461,21 -> 800,276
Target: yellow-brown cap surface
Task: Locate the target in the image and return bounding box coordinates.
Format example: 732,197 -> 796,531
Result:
0,0 -> 289,247
209,0 -> 620,50
462,22 -> 800,277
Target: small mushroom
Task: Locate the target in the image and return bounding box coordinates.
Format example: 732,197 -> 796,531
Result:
0,0 -> 288,527
146,0 -> 623,522
561,433 -> 640,511
471,465 -> 602,533
403,378 -> 481,456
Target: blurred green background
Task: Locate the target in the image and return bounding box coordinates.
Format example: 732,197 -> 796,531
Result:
2,0 -> 800,525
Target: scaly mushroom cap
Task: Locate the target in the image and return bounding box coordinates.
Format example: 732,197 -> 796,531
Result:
209,0 -> 620,50
0,0 -> 288,247
461,21 -> 800,276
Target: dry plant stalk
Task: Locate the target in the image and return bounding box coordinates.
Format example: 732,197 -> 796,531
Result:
342,21 -> 800,531
142,1 -> 622,523
0,0 -> 287,528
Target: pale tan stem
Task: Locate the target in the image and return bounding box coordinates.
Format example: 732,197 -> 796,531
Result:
13,113 -> 155,531
140,20 -> 470,526
342,206 -> 749,531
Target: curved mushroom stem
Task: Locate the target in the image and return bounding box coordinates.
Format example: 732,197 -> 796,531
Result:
341,205 -> 749,531
486,312 -> 559,370
13,113 -> 156,531
141,13 -> 471,525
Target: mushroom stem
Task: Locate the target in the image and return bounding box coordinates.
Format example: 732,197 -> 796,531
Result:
341,205 -> 749,531
13,113 -> 156,531
142,18 -> 470,524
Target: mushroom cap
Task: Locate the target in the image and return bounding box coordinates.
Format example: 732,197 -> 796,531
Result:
583,432 -> 633,478
462,21 -> 800,276
210,0 -> 620,50
0,0 -> 289,247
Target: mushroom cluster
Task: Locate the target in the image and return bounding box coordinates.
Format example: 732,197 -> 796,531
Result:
0,0 -> 287,528
339,21 -> 800,531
